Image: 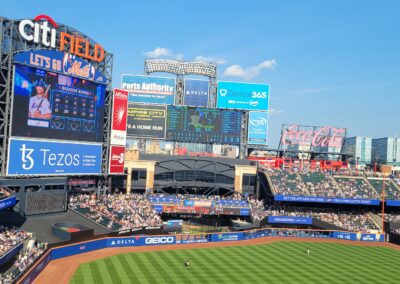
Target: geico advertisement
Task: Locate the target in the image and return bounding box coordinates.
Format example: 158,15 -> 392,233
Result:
7,138 -> 102,176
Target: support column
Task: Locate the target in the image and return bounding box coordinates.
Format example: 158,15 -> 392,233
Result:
126,167 -> 132,194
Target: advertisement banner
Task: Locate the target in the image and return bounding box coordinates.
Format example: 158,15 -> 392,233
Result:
331,231 -> 357,241
386,200 -> 400,207
211,232 -> 244,242
12,64 -> 106,143
110,89 -> 129,145
183,79 -> 209,107
107,236 -> 176,247
240,208 -> 250,216
121,75 -> 176,105
13,50 -> 107,84
216,81 -> 269,111
0,196 -> 17,210
7,138 -> 102,176
166,106 -> 242,145
51,239 -> 107,260
248,111 -> 269,145
274,195 -> 380,206
108,145 -> 126,175
127,104 -> 167,139
268,216 -> 313,225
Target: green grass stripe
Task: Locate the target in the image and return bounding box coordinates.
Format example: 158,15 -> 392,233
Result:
168,248 -> 212,284
88,261 -> 104,284
143,251 -> 176,283
127,252 -> 159,283
103,257 -> 123,284
115,254 -> 141,283
155,250 -> 195,284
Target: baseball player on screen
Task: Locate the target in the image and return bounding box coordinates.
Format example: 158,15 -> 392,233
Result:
28,79 -> 52,119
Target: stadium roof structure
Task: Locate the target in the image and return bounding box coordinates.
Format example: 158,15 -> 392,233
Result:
144,59 -> 217,78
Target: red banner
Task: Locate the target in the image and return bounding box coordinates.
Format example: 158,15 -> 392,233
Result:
108,145 -> 125,174
110,89 -> 128,145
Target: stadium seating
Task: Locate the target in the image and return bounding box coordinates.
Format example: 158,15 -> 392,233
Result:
0,226 -> 30,257
251,204 -> 379,232
368,179 -> 400,200
69,193 -> 162,231
300,171 -> 338,197
266,168 -> 309,196
334,177 -> 379,199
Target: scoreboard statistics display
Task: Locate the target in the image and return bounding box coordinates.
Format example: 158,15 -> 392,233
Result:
166,106 -> 241,144
11,64 -> 105,142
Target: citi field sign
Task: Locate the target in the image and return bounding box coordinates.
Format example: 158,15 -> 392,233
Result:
18,15 -> 105,63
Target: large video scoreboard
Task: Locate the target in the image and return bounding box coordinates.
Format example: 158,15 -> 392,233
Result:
166,106 -> 242,144
11,64 -> 105,142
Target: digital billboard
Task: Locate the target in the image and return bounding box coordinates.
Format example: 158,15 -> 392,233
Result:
121,75 -> 176,105
7,138 -> 102,176
166,106 -> 242,144
248,111 -> 268,145
183,79 -> 209,107
110,89 -> 129,145
11,64 -> 105,142
217,81 -> 269,111
127,104 -> 167,139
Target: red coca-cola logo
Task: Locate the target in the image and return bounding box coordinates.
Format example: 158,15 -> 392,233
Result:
281,125 -> 345,147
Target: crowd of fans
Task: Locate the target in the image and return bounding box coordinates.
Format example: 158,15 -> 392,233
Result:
0,187 -> 12,200
0,242 -> 46,284
335,177 -> 379,199
69,193 -> 162,231
264,167 -> 400,200
0,226 -> 30,257
249,202 -> 379,233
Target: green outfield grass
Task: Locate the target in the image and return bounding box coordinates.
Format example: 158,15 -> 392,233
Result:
70,242 -> 400,284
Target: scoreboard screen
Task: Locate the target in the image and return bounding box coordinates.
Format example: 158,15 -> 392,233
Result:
166,106 -> 241,144
11,64 -> 105,142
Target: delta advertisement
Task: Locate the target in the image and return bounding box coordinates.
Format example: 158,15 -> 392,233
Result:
127,104 -> 167,139
7,138 -> 102,176
268,216 -> 313,225
248,111 -> 268,145
274,195 -> 380,206
110,89 -> 129,146
216,81 -> 269,111
183,79 -> 209,107
108,145 -> 126,175
121,75 -> 176,105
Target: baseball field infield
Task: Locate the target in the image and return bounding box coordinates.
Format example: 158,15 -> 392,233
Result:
68,241 -> 400,284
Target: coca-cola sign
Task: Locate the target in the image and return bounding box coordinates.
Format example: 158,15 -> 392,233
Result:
281,125 -> 346,148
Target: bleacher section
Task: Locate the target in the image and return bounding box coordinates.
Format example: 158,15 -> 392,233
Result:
335,177 -> 379,199
300,171 -> 338,197
368,178 -> 400,200
267,169 -> 308,196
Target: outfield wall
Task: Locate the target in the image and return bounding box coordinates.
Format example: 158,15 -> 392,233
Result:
17,228 -> 386,284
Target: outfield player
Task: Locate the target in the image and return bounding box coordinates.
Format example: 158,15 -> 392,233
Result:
185,258 -> 190,268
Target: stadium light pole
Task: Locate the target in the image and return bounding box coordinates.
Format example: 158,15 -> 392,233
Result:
381,174 -> 386,234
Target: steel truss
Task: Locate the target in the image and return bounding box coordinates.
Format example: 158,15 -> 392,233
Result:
0,16 -> 113,176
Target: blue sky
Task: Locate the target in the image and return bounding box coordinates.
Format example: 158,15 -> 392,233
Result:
2,0 -> 400,147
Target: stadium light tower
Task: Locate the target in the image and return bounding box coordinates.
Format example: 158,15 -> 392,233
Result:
144,59 -> 217,107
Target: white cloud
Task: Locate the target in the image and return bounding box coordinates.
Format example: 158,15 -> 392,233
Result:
269,108 -> 283,115
295,87 -> 333,95
223,59 -> 277,79
195,55 -> 227,65
144,47 -> 184,60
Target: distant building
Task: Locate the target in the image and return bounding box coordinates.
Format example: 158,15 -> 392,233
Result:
343,136 -> 372,165
372,137 -> 400,166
